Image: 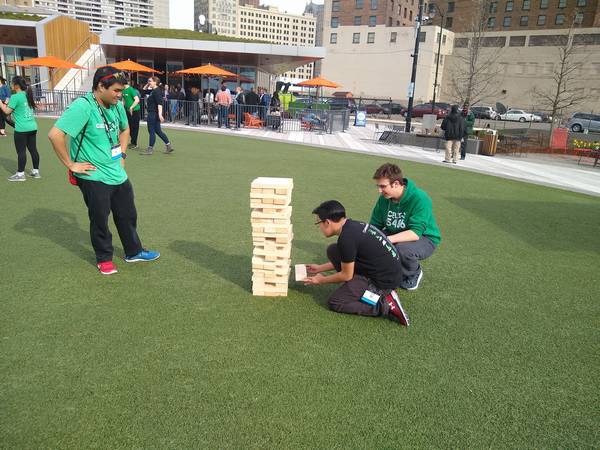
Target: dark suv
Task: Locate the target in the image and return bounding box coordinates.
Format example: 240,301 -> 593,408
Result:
327,97 -> 357,112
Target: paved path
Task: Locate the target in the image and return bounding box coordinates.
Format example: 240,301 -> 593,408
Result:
154,121 -> 600,197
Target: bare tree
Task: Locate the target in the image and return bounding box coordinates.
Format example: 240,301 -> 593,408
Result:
531,17 -> 588,137
444,0 -> 502,106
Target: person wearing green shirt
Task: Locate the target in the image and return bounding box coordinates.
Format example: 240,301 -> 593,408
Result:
370,163 -> 441,291
48,67 -> 160,276
461,103 -> 476,160
0,76 -> 40,182
122,82 -> 140,149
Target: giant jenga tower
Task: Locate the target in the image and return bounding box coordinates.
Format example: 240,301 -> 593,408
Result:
250,177 -> 294,296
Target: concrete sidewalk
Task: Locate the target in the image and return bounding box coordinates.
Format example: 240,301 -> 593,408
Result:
154,120 -> 600,197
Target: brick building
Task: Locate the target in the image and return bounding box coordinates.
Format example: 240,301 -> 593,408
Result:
330,0 -> 420,28
428,0 -> 600,32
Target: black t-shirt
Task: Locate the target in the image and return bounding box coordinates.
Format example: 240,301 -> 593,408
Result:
146,87 -> 163,114
337,219 -> 402,289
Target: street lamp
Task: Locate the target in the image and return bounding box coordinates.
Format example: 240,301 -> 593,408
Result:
428,3 -> 445,112
405,0 -> 425,133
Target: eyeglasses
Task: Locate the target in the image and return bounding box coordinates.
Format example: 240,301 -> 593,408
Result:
99,71 -> 128,83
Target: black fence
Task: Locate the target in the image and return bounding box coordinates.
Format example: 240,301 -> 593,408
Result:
31,89 -> 350,134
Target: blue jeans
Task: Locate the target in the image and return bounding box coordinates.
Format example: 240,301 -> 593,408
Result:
147,112 -> 170,147
218,105 -> 229,128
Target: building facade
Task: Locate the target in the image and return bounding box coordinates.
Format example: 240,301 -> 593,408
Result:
440,27 -> 600,115
329,0 -> 420,28
194,0 -> 238,35
304,1 -> 325,75
28,0 -> 169,32
428,0 -> 600,33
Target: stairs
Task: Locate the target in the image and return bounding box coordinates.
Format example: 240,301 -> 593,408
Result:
55,44 -> 106,92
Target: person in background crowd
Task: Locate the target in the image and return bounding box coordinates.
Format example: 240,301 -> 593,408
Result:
215,85 -> 232,128
0,76 -> 40,181
245,87 -> 259,115
234,86 -> 245,128
441,105 -> 466,164
259,88 -> 271,121
185,85 -> 200,126
0,76 -> 15,136
461,103 -> 475,160
121,81 -> 140,150
140,76 -> 173,155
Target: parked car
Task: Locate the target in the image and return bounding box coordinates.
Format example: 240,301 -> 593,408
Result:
362,103 -> 385,115
499,109 -> 542,122
403,103 -> 449,119
326,97 -> 357,112
471,106 -> 498,120
380,102 -> 406,115
531,111 -> 553,123
566,112 -> 600,133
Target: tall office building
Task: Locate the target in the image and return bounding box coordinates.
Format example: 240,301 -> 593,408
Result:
427,0 -> 600,32
31,0 -> 169,32
194,0 -> 238,35
304,1 -> 324,75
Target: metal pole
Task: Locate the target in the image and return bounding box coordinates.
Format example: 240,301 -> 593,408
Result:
405,0 -> 424,133
431,17 -> 443,111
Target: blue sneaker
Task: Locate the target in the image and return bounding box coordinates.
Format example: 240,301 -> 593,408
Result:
124,249 -> 160,263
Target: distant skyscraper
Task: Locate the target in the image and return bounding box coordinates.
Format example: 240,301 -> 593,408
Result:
304,1 -> 324,75
194,0 -> 238,35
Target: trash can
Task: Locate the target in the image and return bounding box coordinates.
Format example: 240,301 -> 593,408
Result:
466,138 -> 482,154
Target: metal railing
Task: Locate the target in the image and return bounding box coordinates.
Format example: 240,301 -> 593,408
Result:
60,45 -> 104,92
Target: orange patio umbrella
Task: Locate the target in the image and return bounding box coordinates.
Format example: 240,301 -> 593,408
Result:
175,63 -> 237,77
102,59 -> 162,73
10,55 -> 84,70
296,76 -> 340,89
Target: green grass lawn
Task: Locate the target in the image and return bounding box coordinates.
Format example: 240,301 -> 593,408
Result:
1,119 -> 599,448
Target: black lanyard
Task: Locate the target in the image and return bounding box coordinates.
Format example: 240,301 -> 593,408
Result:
92,95 -> 117,147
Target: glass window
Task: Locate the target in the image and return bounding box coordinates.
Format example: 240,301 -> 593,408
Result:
356,0 -> 364,8
409,10 -> 413,20
332,0 -> 340,11
353,32 -> 361,43
419,31 -> 426,42
520,15 -> 528,25
371,0 -> 378,9
555,13 -> 565,24
506,1 -> 514,11
539,0 -> 548,7
330,33 -> 338,44
523,0 -> 530,9
446,16 -> 453,27
331,17 -> 339,27
390,31 -> 397,42
576,0 -> 586,5
574,11 -> 583,23
369,15 -> 377,26
367,32 -> 375,43
355,16 -> 362,25
558,0 -> 566,8
448,1 -> 455,12
537,14 -> 546,24
490,1 -> 498,12
488,16 -> 496,27
503,16 -> 512,26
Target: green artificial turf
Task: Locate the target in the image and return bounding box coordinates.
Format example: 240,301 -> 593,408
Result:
1,120 -> 599,449
117,27 -> 270,44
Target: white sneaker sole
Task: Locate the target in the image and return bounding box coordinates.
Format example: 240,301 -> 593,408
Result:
124,254 -> 160,263
406,270 -> 423,291
390,291 -> 410,326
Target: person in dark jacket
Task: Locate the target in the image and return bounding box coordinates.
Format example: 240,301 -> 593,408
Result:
441,105 -> 466,164
244,87 -> 260,115
460,104 -> 476,160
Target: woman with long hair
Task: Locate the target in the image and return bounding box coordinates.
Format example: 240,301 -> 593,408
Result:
140,76 -> 173,155
0,76 -> 15,136
0,76 -> 40,181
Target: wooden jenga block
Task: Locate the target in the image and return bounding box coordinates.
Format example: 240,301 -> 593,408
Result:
251,177 -> 294,190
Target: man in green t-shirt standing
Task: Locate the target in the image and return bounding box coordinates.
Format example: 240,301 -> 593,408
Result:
122,82 -> 140,149
48,67 -> 159,275
370,163 -> 441,290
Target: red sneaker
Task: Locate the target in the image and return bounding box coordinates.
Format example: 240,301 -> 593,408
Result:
385,291 -> 410,326
97,261 -> 118,275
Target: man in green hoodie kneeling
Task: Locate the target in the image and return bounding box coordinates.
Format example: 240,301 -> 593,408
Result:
370,163 -> 441,290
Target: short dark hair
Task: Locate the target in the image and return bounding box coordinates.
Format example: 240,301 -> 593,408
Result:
93,67 -> 127,91
312,200 -> 346,223
373,163 -> 405,185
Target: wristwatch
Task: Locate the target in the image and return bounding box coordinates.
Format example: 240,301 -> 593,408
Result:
122,153 -> 127,159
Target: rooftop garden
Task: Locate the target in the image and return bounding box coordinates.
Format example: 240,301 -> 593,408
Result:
0,11 -> 46,22
117,27 -> 270,44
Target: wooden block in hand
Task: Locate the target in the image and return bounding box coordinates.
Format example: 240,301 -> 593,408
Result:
295,264 -> 307,282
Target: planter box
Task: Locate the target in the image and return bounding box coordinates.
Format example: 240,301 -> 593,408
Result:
466,138 -> 482,154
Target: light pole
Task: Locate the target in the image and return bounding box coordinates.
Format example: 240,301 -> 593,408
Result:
405,0 -> 424,133
428,4 -> 445,112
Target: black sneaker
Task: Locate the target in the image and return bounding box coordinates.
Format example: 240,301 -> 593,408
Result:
385,291 -> 410,326
400,269 -> 423,291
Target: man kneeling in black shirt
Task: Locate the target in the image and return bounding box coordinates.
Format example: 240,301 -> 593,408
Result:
304,200 -> 410,326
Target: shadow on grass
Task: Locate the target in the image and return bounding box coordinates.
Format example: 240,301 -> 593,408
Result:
447,198 -> 600,253
13,208 -> 93,264
0,156 -> 15,175
169,240 -> 252,291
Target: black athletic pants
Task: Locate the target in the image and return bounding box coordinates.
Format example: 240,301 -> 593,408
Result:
126,109 -> 140,145
325,243 -> 391,317
14,130 -> 39,172
77,178 -> 143,263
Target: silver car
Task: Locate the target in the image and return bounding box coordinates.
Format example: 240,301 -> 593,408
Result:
566,113 -> 600,133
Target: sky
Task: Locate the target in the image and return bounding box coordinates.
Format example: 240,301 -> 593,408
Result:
170,0 -> 324,30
